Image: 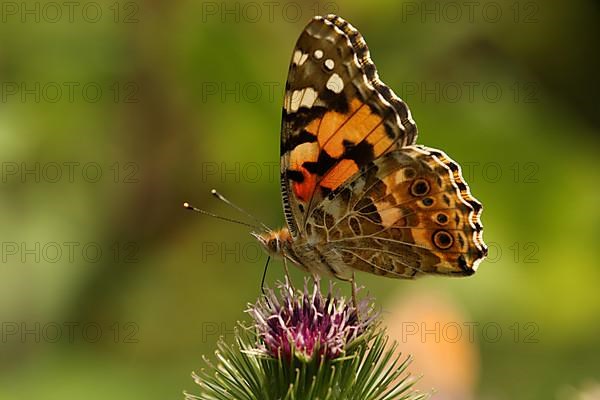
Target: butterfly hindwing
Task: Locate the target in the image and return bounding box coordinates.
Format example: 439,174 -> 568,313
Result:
302,145 -> 487,279
280,15 -> 418,239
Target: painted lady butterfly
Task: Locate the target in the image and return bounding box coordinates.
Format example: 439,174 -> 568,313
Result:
252,15 -> 487,282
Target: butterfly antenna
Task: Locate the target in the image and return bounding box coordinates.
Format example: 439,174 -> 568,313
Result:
183,202 -> 259,229
210,189 -> 272,232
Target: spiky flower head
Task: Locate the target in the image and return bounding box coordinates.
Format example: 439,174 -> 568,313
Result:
247,277 -> 376,362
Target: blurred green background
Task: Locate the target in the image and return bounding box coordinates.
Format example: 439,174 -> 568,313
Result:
1,0 -> 599,399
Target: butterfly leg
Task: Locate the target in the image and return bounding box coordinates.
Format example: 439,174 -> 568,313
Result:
260,255 -> 271,296
282,254 -> 295,291
351,272 -> 359,312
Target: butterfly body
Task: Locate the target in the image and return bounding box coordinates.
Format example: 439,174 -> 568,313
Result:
254,15 -> 487,281
254,228 -> 346,278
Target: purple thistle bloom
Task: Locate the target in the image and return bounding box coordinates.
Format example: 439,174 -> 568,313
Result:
247,278 -> 377,362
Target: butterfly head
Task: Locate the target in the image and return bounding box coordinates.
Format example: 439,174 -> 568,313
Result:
252,228 -> 292,258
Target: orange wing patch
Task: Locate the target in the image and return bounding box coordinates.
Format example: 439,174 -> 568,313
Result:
289,141 -> 319,202
320,159 -> 359,190
318,99 -> 391,159
368,124 -> 394,157
317,110 -> 353,154
288,98 -> 399,203
305,117 -> 322,136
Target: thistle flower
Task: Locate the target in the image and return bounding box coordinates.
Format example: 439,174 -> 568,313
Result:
247,277 -> 376,362
186,278 -> 427,400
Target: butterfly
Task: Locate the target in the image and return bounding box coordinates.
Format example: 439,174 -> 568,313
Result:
251,14 -> 487,283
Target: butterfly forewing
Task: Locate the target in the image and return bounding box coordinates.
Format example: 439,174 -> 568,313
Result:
280,15 -> 418,239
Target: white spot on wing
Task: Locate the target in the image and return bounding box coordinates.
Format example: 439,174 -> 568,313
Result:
290,90 -> 301,112
289,87 -> 318,112
326,73 -> 344,94
325,59 -> 335,70
292,50 -> 302,64
300,87 -> 318,108
298,52 -> 309,66
314,49 -> 323,59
